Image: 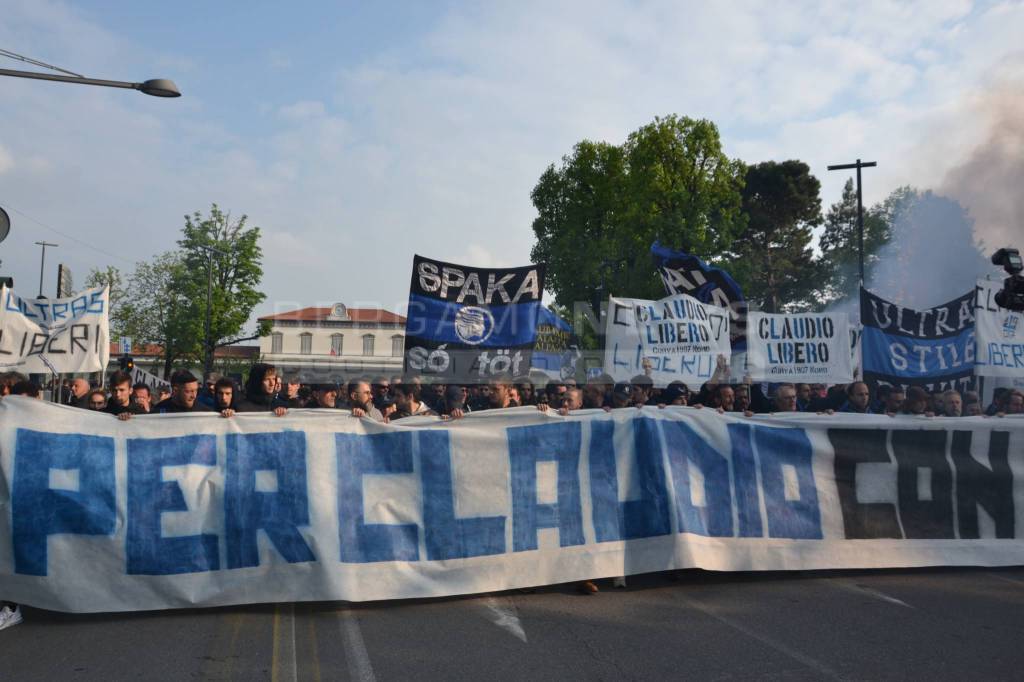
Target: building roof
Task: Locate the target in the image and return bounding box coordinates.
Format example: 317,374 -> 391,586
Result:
108,343 -> 260,359
258,307 -> 406,324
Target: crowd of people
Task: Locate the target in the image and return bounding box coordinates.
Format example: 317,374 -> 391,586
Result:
2,364 -> 1023,422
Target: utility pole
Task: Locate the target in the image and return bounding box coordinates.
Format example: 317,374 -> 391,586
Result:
827,159 -> 877,286
198,244 -> 227,374
34,241 -> 58,297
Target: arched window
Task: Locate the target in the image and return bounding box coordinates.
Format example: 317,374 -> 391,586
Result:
271,332 -> 283,354
362,334 -> 375,356
300,332 -> 313,355
391,335 -> 404,357
330,334 -> 344,356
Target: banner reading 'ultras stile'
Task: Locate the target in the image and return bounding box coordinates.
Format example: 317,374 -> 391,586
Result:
975,279 -> 1024,378
746,311 -> 853,384
2,397 -> 1023,614
403,255 -> 545,382
860,287 -> 975,392
0,285 -> 109,374
634,293 -> 731,386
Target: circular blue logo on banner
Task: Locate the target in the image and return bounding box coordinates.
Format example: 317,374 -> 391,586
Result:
454,306 -> 494,345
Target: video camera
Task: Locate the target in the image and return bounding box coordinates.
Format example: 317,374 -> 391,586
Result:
992,247 -> 1024,312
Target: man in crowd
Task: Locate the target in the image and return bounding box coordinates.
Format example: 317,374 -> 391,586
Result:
67,377 -> 91,408
371,376 -> 392,411
392,382 -> 435,419
306,383 -> 339,409
198,372 -> 220,409
156,370 -> 214,414
883,387 -> 906,416
796,383 -> 812,411
86,389 -> 108,411
349,380 -> 386,421
213,377 -> 238,417
1006,390 -> 1024,415
104,371 -> 142,420
545,381 -> 567,409
630,375 -> 656,407
561,388 -> 583,411
10,380 -> 41,398
713,384 -> 735,413
236,364 -> 288,416
132,383 -> 153,413
611,383 -> 632,408
942,389 -> 963,417
515,378 -> 536,406
839,382 -> 873,414
903,387 -> 933,416
582,377 -> 608,409
280,374 -> 305,408
772,384 -> 799,412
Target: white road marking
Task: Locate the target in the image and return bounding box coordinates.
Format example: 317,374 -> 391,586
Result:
675,592 -> 845,681
829,580 -> 913,609
339,608 -> 377,682
482,596 -> 528,643
273,603 -> 298,682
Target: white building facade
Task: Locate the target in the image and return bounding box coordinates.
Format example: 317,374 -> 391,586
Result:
258,303 -> 406,381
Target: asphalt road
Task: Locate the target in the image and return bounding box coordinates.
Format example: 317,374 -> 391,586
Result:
4,567 -> 1024,681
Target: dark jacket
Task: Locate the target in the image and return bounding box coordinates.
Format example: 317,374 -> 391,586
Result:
104,401 -> 143,416
155,398 -> 215,414
235,392 -> 289,412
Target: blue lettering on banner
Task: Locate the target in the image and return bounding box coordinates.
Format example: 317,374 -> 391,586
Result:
751,425 -> 822,539
12,429 -> 116,576
589,419 -> 671,542
420,430 -> 506,560
225,432 -> 316,569
727,423 -> 823,539
336,432 -> 419,563
661,420 -> 733,537
508,422 -> 585,552
126,435 -> 219,575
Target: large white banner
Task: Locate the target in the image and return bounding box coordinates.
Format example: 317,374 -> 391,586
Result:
2,398 -> 1023,613
975,279 -> 1024,378
746,311 -> 853,384
0,285 -> 110,374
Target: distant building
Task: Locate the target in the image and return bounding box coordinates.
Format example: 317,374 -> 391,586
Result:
258,302 -> 406,381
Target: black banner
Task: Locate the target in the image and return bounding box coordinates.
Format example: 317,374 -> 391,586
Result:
403,255 -> 546,382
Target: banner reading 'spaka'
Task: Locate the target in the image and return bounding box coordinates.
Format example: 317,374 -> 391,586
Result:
403,255 -> 546,383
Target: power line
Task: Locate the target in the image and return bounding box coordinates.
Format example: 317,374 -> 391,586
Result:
0,199 -> 136,266
0,47 -> 84,78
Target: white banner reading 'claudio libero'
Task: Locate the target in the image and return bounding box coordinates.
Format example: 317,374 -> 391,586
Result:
0,284 -> 110,374
3,397 -> 1023,614
745,311 -> 853,384
974,279 -> 1024,378
632,293 -> 731,386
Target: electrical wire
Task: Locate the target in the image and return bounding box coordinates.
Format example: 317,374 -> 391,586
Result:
0,200 -> 136,266
0,47 -> 84,78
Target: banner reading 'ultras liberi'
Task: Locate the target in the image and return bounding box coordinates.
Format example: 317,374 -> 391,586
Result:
403,255 -> 546,382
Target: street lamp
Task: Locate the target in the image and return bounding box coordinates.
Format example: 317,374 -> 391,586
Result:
198,244 -> 227,374
827,159 -> 877,286
0,68 -> 181,97
34,241 -> 58,298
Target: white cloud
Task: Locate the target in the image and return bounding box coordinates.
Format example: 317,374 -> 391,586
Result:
0,143 -> 12,174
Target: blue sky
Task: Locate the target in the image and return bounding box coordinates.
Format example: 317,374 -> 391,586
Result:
1,0 -> 1021,326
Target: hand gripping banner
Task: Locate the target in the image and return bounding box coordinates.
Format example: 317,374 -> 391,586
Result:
403,254 -> 546,383
1,397 -> 1023,613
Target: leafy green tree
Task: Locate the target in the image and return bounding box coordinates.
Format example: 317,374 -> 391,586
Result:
85,265 -> 127,337
728,160 -> 822,312
531,115 -> 746,312
118,252 -> 196,378
178,204 -> 268,373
